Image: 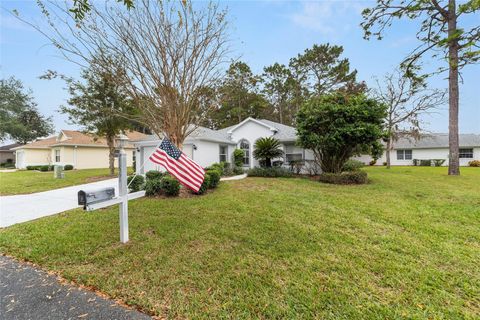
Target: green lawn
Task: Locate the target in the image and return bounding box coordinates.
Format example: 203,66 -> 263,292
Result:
0,168 -> 120,195
0,167 -> 479,319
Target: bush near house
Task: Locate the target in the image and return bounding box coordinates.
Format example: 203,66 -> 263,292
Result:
432,159 -> 446,167
469,160 -> 480,167
127,175 -> 145,192
247,167 -> 293,178
206,169 -> 221,189
318,171 -> 368,185
159,175 -> 181,196
233,149 -> 244,167
192,173 -> 211,195
64,164 -> 74,170
145,170 -> 164,181
145,178 -> 162,196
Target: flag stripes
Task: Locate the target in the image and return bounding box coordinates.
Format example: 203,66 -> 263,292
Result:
148,139 -> 205,192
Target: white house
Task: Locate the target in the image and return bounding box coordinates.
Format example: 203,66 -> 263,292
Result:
132,118 -> 314,174
133,118 -> 480,173
356,133 -> 480,166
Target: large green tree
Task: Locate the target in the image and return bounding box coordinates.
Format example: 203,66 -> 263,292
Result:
290,44 -> 359,96
361,0 -> 480,176
211,62 -> 269,128
296,94 -> 386,173
261,63 -> 305,126
0,77 -> 53,144
50,64 -> 137,175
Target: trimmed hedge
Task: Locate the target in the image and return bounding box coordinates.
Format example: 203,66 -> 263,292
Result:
206,169 -> 221,189
247,167 -> 293,178
432,159 -> 446,167
192,173 -> 211,195
127,175 -> 145,192
64,164 -> 74,170
160,175 -> 180,196
145,170 -> 164,181
145,179 -> 162,196
26,165 -> 41,170
342,159 -> 365,172
318,171 -> 368,185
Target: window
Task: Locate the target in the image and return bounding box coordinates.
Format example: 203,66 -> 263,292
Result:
219,145 -> 228,162
459,148 -> 473,158
285,144 -> 303,163
239,140 -> 249,166
55,149 -> 61,162
397,149 -> 412,160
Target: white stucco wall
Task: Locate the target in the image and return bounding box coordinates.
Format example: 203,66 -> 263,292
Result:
229,121 -> 276,168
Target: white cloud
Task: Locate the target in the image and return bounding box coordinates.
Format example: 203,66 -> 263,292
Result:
289,1 -> 367,36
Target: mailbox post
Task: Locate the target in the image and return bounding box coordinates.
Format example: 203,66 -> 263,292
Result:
116,134 -> 129,243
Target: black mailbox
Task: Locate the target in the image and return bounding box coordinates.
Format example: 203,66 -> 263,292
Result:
78,187 -> 115,209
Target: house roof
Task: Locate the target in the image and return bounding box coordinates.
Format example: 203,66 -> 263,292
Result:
0,143 -> 22,152
134,118 -> 298,146
394,133 -> 480,149
12,130 -> 146,150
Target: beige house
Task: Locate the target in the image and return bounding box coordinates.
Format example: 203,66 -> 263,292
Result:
12,130 -> 146,169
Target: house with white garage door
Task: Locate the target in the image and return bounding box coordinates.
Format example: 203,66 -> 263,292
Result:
132,117 -> 315,173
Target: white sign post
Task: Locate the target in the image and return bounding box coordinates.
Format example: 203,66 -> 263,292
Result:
83,134 -> 145,244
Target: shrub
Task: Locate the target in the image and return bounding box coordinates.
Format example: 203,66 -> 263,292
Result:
233,149 -> 244,167
369,159 -> 377,166
419,159 -> 432,166
247,167 -> 293,178
382,162 -> 387,166
206,162 -> 224,176
412,159 -> 419,166
342,159 -> 365,172
318,171 -> 368,185
145,178 -> 162,196
145,170 -> 164,181
206,169 -> 221,188
39,165 -> 50,172
289,160 -> 304,174
233,166 -> 244,175
192,173 -> 211,195
64,164 -> 74,170
432,159 -> 446,167
160,175 -> 180,196
26,166 -> 36,170
468,160 -> 480,167
253,137 -> 284,167
127,175 -> 145,192
223,165 -> 234,176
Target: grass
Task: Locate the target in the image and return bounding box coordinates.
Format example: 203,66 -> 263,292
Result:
0,168 -> 124,195
0,167 -> 479,319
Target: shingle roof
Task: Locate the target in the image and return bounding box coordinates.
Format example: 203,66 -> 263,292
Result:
394,133 -> 480,149
135,118 -> 298,145
0,143 -> 22,151
13,130 -> 146,149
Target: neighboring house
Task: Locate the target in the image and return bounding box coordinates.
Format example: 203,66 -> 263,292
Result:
356,133 -> 480,166
12,130 -> 146,169
0,143 -> 22,164
133,117 -> 315,174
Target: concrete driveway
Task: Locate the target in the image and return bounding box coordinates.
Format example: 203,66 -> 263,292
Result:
0,179 -> 118,228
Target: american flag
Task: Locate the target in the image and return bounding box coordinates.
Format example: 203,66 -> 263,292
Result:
149,138 -> 205,192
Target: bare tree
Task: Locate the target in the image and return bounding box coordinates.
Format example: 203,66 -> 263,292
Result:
15,0 -> 231,147
374,69 -> 446,168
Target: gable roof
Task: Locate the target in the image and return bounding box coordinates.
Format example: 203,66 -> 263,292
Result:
134,118 -> 298,146
394,133 -> 480,149
12,130 -> 146,150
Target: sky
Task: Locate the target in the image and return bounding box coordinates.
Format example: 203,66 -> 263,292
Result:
1,0 -> 479,136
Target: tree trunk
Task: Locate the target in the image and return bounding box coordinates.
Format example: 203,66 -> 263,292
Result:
447,0 -> 460,176
106,135 -> 115,176
266,158 -> 272,168
386,137 -> 391,169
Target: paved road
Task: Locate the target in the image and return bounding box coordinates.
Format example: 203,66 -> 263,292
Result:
0,179 -> 118,228
0,255 -> 151,320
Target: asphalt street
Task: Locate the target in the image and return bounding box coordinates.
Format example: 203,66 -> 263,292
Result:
0,255 -> 151,320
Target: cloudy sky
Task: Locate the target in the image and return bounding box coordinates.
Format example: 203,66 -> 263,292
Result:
1,0 -> 479,134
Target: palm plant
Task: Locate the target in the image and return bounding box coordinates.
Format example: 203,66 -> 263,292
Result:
253,137 -> 284,167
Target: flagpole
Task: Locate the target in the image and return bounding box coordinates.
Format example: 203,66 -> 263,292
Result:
126,139 -> 163,189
